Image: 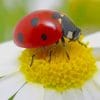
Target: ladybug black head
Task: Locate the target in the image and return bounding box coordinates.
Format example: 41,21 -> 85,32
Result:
61,15 -> 81,40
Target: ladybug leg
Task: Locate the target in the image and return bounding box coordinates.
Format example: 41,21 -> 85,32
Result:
48,50 -> 52,63
61,36 -> 70,60
68,38 -> 73,42
61,36 -> 65,44
30,55 -> 35,67
68,39 -> 87,48
77,40 -> 87,47
66,50 -> 70,60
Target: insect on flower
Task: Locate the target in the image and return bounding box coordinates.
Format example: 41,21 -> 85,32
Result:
0,10 -> 99,100
14,10 -> 84,65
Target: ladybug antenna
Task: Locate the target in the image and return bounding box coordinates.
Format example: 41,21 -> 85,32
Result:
30,55 -> 35,67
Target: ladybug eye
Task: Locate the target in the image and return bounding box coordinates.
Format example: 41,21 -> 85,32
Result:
41,33 -> 47,40
52,12 -> 61,19
31,18 -> 39,26
17,32 -> 24,43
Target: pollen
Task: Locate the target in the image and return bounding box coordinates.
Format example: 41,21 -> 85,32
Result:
19,38 -> 97,92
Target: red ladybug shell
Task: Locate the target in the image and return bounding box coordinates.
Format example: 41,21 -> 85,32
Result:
14,10 -> 62,48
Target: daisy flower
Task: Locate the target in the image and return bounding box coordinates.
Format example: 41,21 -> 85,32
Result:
0,31 -> 100,100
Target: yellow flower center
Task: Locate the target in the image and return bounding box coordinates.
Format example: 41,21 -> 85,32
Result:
19,38 -> 97,92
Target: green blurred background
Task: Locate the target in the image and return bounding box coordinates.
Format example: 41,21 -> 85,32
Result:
0,0 -> 27,42
0,0 -> 100,43
60,0 -> 100,34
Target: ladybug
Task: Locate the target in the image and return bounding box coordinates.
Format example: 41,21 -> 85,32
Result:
14,10 -> 81,48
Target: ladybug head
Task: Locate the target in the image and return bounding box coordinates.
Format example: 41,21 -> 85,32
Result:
61,15 -> 81,40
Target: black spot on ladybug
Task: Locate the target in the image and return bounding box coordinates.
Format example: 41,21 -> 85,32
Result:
17,32 -> 24,43
41,33 -> 47,40
31,18 -> 39,26
52,12 -> 61,19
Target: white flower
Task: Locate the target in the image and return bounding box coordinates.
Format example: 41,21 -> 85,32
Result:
0,32 -> 100,100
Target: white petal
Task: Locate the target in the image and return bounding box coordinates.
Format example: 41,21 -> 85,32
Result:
81,85 -> 93,100
82,80 -> 100,100
96,61 -> 100,70
0,41 -> 24,76
0,72 -> 25,100
62,89 -> 84,100
93,72 -> 100,86
44,90 -> 62,100
14,83 -> 44,100
93,61 -> 100,86
83,32 -> 100,48
92,48 -> 100,61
